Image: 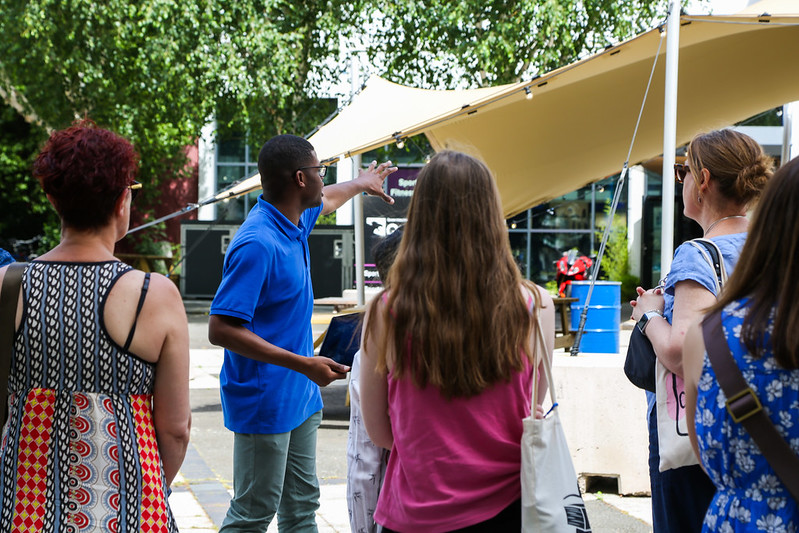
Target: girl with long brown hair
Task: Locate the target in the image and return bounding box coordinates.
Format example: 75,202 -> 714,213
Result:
360,150 -> 555,532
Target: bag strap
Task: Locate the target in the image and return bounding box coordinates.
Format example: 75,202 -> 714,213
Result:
531,303 -> 557,413
688,238 -> 727,293
701,310 -> 799,503
0,263 -> 28,427
122,272 -> 151,353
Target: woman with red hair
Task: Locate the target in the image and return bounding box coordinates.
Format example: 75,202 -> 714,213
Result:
0,120 -> 190,531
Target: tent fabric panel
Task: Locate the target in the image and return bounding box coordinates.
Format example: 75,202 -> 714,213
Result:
308,76 -> 513,162
427,21 -> 799,217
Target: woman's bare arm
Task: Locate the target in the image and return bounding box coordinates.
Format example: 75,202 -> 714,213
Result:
139,275 -> 192,486
683,320 -> 707,464
533,285 -> 556,408
360,299 -> 394,450
636,280 -> 715,377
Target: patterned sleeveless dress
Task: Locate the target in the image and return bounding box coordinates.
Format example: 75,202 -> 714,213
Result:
0,261 -> 177,532
695,299 -> 799,532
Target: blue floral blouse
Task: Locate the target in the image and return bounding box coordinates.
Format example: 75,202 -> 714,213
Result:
696,299 -> 799,532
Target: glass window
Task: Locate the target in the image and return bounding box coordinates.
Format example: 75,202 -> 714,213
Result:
217,165 -> 247,186
525,233 -> 592,286
216,160 -> 259,222
532,188 -> 592,230
506,211 -> 528,230
645,167 -> 663,196
218,137 -> 247,163
506,178 -> 632,287
508,232 -> 529,277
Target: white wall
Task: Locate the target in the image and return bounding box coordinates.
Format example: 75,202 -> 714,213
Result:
197,121 -> 217,221
627,166 -> 645,278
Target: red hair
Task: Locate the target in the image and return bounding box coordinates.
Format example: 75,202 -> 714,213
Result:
34,119 -> 139,229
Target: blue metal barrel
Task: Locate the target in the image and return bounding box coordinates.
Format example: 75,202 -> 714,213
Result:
569,281 -> 621,353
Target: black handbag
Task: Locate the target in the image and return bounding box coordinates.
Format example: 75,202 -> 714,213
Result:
624,327 -> 657,392
624,238 -> 725,392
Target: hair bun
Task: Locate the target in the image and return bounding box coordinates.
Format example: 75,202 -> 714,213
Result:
735,154 -> 774,203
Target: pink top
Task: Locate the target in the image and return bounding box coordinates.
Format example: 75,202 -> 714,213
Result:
374,353 -> 534,531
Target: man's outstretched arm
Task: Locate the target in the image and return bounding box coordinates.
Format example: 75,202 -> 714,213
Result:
321,160 -> 397,215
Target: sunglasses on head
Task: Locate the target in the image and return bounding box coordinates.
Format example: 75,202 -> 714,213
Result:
673,164 -> 691,184
127,181 -> 142,202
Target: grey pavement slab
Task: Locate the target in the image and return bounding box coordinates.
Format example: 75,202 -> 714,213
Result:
178,307 -> 652,532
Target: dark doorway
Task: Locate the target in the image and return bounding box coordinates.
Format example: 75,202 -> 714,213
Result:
640,195 -> 702,288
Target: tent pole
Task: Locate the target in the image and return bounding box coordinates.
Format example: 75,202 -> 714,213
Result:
661,1 -> 680,278
782,101 -> 796,165
353,155 -> 365,306
349,53 -> 366,306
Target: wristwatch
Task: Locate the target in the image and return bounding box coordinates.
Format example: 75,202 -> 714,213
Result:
637,310 -> 663,335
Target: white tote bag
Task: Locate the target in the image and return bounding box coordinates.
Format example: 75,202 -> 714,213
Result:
655,360 -> 699,471
522,314 -> 592,533
656,238 -> 726,472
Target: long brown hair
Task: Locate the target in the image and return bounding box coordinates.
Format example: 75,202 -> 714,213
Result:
709,156 -> 799,370
365,150 -> 538,398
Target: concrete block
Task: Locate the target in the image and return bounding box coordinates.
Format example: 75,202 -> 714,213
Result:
553,352 -> 651,495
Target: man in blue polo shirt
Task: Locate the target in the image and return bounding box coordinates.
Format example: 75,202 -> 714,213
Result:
209,134 -> 396,532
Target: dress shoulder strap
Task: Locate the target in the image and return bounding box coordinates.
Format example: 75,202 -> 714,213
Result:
122,272 -> 151,353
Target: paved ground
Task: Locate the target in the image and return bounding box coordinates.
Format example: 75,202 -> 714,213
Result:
170,303 -> 654,532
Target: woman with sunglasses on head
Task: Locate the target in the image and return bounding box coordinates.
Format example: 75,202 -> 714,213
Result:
0,120 -> 190,531
631,129 -> 773,532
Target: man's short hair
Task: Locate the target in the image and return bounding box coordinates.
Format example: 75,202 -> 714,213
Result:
258,135 -> 315,201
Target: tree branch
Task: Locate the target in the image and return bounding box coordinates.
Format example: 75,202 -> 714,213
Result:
0,64 -> 54,133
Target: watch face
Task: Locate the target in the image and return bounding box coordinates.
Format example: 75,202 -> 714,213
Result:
637,314 -> 649,333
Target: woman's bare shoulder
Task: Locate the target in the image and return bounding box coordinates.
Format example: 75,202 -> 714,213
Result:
107,269 -> 184,327
519,281 -> 553,308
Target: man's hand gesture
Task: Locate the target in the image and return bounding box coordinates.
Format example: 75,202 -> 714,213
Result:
358,160 -> 398,204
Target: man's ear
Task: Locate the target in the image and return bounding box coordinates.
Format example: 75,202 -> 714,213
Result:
294,169 -> 307,189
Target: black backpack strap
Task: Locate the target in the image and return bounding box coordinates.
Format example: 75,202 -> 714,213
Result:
1,263 -> 28,426
689,238 -> 726,292
122,272 -> 151,353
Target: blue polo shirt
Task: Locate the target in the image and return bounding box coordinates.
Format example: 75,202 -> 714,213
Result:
210,195 -> 323,434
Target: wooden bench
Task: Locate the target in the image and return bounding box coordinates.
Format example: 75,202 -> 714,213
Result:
313,296 -> 359,313
316,296 -> 578,349
553,297 -> 578,350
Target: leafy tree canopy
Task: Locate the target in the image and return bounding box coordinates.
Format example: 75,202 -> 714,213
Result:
0,0 -> 361,189
0,0 -> 668,249
361,0 -> 666,88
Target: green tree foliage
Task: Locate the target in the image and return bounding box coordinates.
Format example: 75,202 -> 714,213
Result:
0,0 -> 361,181
362,0 -> 665,87
209,1 -> 363,143
0,105 -> 54,251
0,0 -> 668,246
0,0 -> 360,244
